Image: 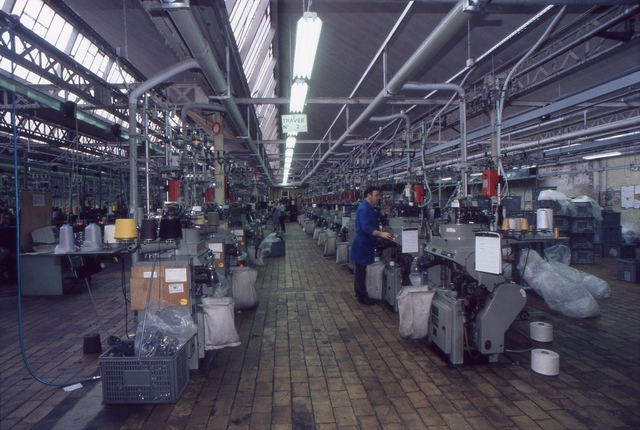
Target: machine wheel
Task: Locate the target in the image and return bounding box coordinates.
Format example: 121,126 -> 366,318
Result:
519,311 -> 529,321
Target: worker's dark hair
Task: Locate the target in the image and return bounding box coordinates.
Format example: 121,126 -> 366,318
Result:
363,186 -> 380,199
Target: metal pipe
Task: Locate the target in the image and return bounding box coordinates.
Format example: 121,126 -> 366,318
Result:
128,58 -> 198,223
402,83 -> 468,194
369,113 -> 411,172
302,0 -> 479,183
166,9 -> 272,184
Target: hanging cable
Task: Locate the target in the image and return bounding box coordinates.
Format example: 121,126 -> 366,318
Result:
10,23 -> 100,388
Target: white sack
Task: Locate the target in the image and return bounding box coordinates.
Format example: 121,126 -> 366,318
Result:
366,261 -> 386,300
397,287 -> 435,339
200,297 -> 241,350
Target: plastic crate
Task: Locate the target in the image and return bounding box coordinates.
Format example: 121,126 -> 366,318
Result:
594,243 -> 604,257
571,217 -> 596,233
601,227 -> 622,243
570,233 -> 594,250
574,202 -> 593,218
554,216 -> 571,233
604,244 -> 636,259
100,341 -> 189,404
571,250 -> 594,265
601,210 -> 621,228
617,259 -> 640,283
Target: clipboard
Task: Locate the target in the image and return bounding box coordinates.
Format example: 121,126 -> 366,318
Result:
475,232 -> 502,275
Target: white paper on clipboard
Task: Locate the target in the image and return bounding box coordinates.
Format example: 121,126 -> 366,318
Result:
401,229 -> 419,254
475,233 -> 502,275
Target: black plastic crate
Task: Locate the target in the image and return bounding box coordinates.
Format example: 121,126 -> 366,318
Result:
570,233 -> 594,250
503,196 -> 522,217
594,243 -> 604,257
617,259 -> 640,283
604,244 -> 636,259
571,250 -> 594,265
100,342 -> 189,404
601,226 -> 622,243
571,217 -> 596,234
553,215 -> 571,233
574,202 -> 593,218
601,210 -> 621,228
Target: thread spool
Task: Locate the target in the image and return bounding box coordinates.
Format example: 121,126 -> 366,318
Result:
114,219 -> 138,240
207,212 -> 220,226
501,218 -> 510,230
531,349 -> 560,376
139,218 -> 158,241
536,208 -> 554,232
83,332 -> 102,354
58,224 -> 75,252
508,218 -> 521,230
168,180 -> 180,202
81,223 -> 102,251
158,218 -> 182,240
530,322 -> 553,342
520,217 -> 529,232
103,224 -> 117,246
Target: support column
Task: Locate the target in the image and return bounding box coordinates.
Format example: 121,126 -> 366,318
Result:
213,113 -> 226,207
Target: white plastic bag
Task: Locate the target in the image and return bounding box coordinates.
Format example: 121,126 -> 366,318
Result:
200,297 -> 241,350
324,235 -> 336,256
366,261 -> 386,300
231,267 -> 259,310
336,242 -> 349,264
397,286 -> 435,339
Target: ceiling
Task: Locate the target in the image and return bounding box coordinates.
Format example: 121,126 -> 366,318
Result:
3,0 -> 640,197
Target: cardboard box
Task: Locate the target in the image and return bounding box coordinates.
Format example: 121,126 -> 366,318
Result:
130,266 -> 190,310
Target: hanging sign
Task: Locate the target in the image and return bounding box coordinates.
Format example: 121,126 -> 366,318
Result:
281,114 -> 307,133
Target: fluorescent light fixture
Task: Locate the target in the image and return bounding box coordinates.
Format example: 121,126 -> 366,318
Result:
290,79 -> 308,113
583,151 -> 621,160
439,177 -> 452,181
286,136 -> 296,149
595,131 -> 640,141
293,12 -> 322,79
285,148 -> 294,158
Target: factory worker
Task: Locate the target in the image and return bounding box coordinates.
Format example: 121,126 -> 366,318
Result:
349,186 -> 394,305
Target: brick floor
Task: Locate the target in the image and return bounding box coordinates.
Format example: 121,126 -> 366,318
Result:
1,222 -> 639,429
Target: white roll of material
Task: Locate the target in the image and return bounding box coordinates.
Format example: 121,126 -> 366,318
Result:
531,349 -> 560,376
530,322 -> 553,342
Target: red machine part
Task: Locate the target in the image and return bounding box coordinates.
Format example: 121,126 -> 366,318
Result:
414,185 -> 425,203
482,170 -> 499,197
168,179 -> 180,201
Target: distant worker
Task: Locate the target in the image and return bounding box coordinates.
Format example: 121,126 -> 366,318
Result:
349,186 -> 394,305
272,202 -> 281,232
277,200 -> 286,233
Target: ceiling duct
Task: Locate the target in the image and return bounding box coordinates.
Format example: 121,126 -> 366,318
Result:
165,7 -> 272,185
302,0 -> 485,184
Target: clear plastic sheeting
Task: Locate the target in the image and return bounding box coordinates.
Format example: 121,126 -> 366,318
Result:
538,190 -> 577,216
397,286 -> 435,339
366,261 -> 386,300
544,244 -> 572,265
518,249 -> 608,318
259,232 -> 285,258
212,275 -> 231,298
134,300 -> 197,357
200,297 -> 241,350
231,266 -> 259,310
622,222 -> 640,245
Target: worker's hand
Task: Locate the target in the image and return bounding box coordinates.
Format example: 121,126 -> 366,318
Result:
381,231 -> 394,241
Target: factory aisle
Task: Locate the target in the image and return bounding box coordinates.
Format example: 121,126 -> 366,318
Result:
1,224 -> 640,429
